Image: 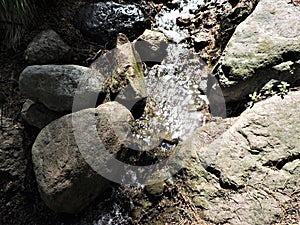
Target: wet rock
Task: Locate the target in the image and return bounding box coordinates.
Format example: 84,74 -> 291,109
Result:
213,0 -> 300,102
134,29 -> 168,63
19,65 -> 107,112
179,91 -> 300,224
21,99 -> 63,129
76,2 -> 150,46
24,30 -> 71,65
32,102 -> 134,213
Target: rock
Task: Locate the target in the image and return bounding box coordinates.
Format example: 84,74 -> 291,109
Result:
0,118 -> 26,198
75,2 -> 150,46
212,0 -> 300,102
193,34 -> 210,52
178,91 -> 300,224
112,34 -> 147,114
32,102 -> 134,213
215,0 -> 259,51
134,29 -> 168,63
21,99 -> 63,129
91,34 -> 147,117
19,65 -> 107,112
24,30 -> 71,65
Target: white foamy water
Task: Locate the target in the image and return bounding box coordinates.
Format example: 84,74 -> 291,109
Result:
134,43 -> 209,148
155,0 -> 205,43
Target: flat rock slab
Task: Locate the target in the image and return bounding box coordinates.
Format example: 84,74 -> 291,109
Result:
91,34 -> 147,117
213,0 -> 300,102
179,91 -> 300,224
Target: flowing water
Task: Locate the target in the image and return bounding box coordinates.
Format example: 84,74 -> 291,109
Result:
77,1 -> 212,224
133,43 -> 210,151
155,0 -> 205,43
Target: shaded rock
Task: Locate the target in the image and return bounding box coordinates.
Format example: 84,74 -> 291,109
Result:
19,65 -> 107,112
0,118 -> 25,198
21,99 -> 63,129
193,34 -> 210,52
24,30 -> 71,65
213,0 -> 300,102
76,2 -> 150,46
178,91 -> 300,224
32,102 -> 134,213
214,0 -> 259,52
134,29 -> 168,63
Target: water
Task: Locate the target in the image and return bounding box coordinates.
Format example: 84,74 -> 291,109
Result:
80,1 -> 212,224
133,43 -> 210,151
155,0 -> 205,43
92,203 -> 129,225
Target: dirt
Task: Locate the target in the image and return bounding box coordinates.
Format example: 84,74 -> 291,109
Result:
0,0 -> 299,224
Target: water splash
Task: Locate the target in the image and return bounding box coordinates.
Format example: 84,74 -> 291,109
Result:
134,43 -> 209,148
155,0 -> 205,43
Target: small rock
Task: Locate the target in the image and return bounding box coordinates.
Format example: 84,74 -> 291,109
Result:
21,99 -> 63,129
193,33 -> 210,52
145,181 -> 166,196
91,34 -> 147,117
134,29 -> 168,63
24,30 -> 71,65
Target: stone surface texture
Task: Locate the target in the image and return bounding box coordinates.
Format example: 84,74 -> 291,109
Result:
21,99 -> 63,129
213,0 -> 300,102
32,102 -> 134,213
179,91 -> 300,225
19,65 -> 107,112
24,30 -> 71,65
76,2 -> 150,46
0,118 -> 26,201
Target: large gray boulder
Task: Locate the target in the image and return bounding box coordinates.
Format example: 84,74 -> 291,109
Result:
24,30 -> 71,65
19,65 -> 107,112
212,0 -> 300,102
32,102 -> 134,213
178,91 -> 300,225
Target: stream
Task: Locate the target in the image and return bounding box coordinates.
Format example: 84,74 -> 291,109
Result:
77,0 -> 214,224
